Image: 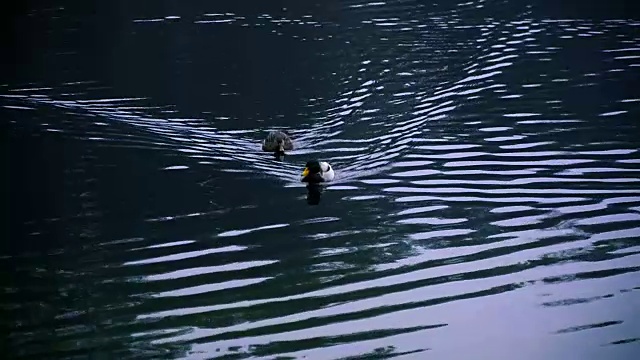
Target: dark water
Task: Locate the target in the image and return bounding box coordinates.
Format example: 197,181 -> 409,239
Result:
3,0 -> 640,358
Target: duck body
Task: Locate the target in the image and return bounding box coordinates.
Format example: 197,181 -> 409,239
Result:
262,130 -> 294,156
301,160 -> 335,183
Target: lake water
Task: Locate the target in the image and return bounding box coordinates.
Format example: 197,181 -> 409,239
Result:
3,0 -> 640,359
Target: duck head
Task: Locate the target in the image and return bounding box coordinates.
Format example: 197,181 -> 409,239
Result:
301,160 -> 324,183
274,140 -> 286,160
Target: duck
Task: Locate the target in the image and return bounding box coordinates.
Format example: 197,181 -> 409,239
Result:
262,130 -> 294,158
301,160 -> 335,183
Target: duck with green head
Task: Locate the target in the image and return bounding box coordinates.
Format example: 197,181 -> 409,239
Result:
301,160 -> 335,183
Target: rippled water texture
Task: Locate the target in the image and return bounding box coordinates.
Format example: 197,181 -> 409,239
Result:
4,0 -> 640,359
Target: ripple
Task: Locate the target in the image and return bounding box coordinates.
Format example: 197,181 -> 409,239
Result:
555,320 -> 623,334
124,245 -> 247,266
144,261 -> 279,282
152,277 -> 272,298
4,2 -> 640,359
162,165 -> 189,170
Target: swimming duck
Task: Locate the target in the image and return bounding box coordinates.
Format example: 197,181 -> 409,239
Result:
262,130 -> 294,158
301,160 -> 335,183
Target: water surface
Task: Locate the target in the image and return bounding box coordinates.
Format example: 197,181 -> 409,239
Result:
4,0 -> 640,359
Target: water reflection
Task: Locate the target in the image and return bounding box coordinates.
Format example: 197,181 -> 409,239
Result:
306,183 -> 324,205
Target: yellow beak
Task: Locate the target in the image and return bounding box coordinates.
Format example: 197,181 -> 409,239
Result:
302,167 -> 309,177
